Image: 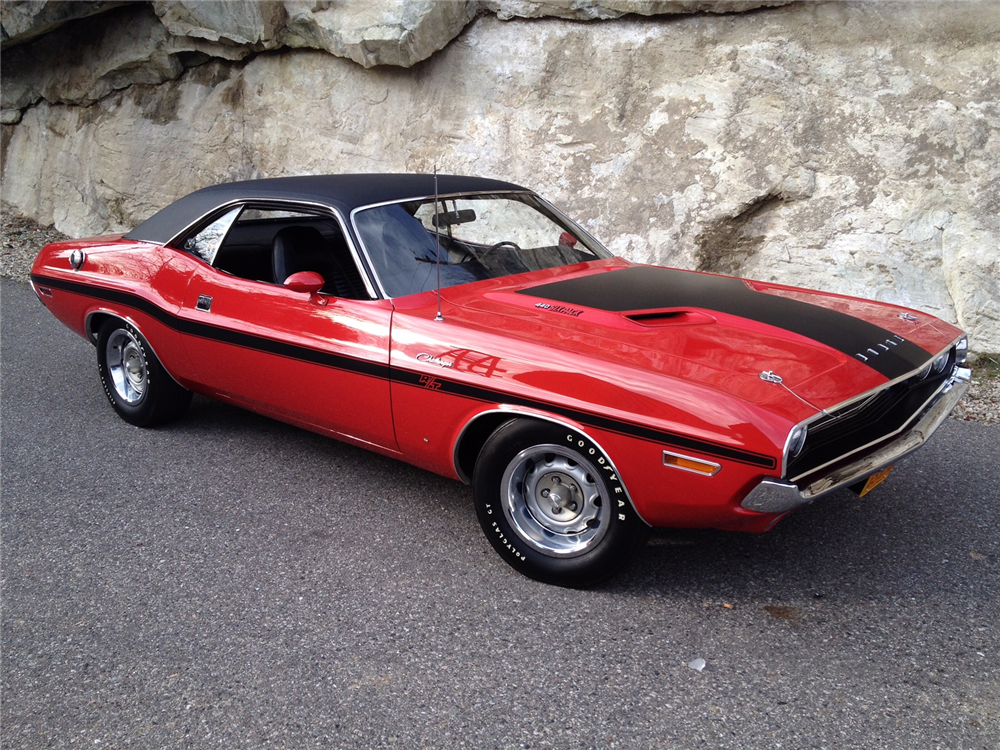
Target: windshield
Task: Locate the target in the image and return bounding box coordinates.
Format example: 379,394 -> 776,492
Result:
353,193 -> 610,298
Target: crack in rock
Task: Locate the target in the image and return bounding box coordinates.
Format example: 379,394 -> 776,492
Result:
695,192 -> 787,276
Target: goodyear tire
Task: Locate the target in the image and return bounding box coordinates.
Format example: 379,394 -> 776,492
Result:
473,419 -> 649,587
97,319 -> 191,427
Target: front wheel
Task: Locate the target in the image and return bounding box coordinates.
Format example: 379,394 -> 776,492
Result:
97,319 -> 191,427
473,420 -> 649,587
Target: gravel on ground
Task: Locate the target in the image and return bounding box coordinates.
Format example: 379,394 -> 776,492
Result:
2,201 -> 69,282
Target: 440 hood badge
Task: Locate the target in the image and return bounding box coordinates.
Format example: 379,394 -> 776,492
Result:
535,302 -> 584,317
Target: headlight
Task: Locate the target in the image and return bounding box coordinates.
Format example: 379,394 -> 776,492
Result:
917,349 -> 952,379
787,425 -> 808,459
931,351 -> 950,375
955,335 -> 968,364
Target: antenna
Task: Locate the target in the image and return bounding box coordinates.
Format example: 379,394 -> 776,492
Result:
433,165 -> 444,322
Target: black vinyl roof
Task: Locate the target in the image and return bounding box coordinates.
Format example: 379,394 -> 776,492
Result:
124,174 -> 528,245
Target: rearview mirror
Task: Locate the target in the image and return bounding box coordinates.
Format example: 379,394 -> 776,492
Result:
432,209 -> 477,227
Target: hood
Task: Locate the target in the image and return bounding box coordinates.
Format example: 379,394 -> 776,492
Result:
442,261 -> 955,420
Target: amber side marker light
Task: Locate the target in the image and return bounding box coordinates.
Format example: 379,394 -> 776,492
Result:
662,450 -> 721,477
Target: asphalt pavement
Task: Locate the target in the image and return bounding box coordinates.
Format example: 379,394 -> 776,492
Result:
2,277 -> 998,749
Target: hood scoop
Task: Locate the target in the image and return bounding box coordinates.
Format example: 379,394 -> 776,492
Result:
625,309 -> 716,327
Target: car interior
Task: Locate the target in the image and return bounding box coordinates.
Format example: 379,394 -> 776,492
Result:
187,207 -> 370,299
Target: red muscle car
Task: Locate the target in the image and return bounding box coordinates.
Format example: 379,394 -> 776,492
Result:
30,174 -> 971,586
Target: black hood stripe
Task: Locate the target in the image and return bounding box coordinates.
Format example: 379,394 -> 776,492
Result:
518,267 -> 931,380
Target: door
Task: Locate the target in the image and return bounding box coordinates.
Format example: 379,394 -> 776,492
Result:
177,264 -> 397,452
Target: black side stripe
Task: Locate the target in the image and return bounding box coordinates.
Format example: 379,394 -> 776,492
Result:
34,274 -> 390,379
35,273 -> 775,470
392,368 -> 775,468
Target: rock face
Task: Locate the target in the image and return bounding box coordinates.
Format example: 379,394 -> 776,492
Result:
150,0 -> 286,47
2,0 -> 998,351
280,0 -> 480,69
0,5 -> 256,122
0,0 -> 128,47
1,0 -> 794,108
481,0 -> 792,20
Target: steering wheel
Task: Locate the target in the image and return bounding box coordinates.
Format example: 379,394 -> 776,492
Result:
481,240 -> 522,257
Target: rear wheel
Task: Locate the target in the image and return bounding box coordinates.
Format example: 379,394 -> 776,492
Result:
97,319 -> 191,427
473,419 -> 648,587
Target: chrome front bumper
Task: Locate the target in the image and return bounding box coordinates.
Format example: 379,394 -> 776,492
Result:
741,368 -> 971,515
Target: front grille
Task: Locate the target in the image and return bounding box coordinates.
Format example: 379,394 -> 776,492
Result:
787,350 -> 955,481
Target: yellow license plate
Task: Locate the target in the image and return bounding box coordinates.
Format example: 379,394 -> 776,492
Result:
859,465 -> 894,497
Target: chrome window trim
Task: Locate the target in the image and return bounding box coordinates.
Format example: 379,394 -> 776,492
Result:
167,197 -> 378,300
164,196 -> 332,248
781,334 -> 969,480
533,195 -> 612,259
186,206 -> 241,265
349,190 -> 610,300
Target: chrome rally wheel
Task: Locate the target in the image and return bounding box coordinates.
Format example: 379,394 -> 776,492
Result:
104,327 -> 148,405
501,444 -> 610,557
96,319 -> 191,427
474,419 -> 649,587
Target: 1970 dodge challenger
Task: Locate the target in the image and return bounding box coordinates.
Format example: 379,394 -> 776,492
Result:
30,174 -> 971,586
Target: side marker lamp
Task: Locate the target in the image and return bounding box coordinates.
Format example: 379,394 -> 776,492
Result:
662,450 -> 721,477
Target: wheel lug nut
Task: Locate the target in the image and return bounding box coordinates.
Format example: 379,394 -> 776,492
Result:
541,488 -> 550,498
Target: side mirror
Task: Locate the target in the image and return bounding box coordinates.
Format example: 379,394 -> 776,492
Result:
284,271 -> 325,294
558,232 -> 578,249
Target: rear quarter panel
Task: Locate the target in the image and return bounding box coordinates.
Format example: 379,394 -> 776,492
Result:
30,238 -> 198,384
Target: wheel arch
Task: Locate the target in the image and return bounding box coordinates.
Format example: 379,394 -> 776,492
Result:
452,407 -> 649,525
85,309 -> 131,345
85,310 -> 186,389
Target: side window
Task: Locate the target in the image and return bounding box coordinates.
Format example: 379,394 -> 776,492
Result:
206,205 -> 371,299
236,208 -> 315,223
183,207 -> 240,264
